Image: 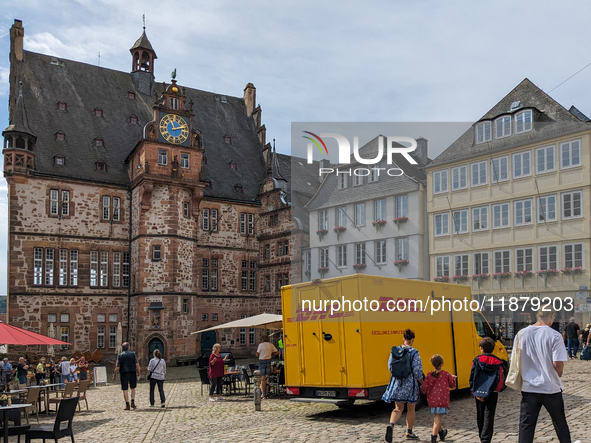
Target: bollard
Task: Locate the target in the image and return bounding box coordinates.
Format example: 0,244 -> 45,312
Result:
253,369 -> 262,411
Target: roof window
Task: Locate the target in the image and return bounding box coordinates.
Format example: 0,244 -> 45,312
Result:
94,109 -> 103,117
204,180 -> 212,189
224,136 -> 231,144
229,162 -> 237,170
95,139 -> 104,147
55,156 -> 65,166
130,116 -> 138,125
202,156 -> 207,165
127,92 -> 135,99
96,162 -> 107,171
235,184 -> 243,193
58,102 -> 67,111
56,132 -> 65,141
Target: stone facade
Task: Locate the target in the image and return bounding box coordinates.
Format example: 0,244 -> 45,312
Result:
2,19 -> 304,365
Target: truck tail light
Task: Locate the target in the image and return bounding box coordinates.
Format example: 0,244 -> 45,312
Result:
286,387 -> 300,395
348,389 -> 367,398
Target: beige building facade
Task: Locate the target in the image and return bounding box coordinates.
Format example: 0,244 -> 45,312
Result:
426,79 -> 591,339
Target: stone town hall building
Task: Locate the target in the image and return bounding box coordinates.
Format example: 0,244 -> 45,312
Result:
2,20 -> 314,363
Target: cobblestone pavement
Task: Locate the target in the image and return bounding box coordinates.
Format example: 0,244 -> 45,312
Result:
12,359 -> 591,442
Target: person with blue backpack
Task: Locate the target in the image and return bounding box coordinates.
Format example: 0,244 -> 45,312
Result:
383,329 -> 424,442
469,337 -> 506,443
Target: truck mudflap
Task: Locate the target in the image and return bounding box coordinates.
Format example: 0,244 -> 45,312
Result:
289,386 -> 387,401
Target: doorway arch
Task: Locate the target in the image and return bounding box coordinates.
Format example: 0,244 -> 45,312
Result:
148,337 -> 164,358
200,330 -> 217,357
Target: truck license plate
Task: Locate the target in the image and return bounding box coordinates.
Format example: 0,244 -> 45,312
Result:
316,390 -> 336,397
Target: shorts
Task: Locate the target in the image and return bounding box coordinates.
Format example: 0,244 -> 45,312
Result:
430,407 -> 449,414
259,360 -> 271,376
120,372 -> 137,391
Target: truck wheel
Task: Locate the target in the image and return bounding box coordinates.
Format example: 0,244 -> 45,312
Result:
336,399 -> 356,408
415,393 -> 427,411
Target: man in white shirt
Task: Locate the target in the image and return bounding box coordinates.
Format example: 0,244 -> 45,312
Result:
518,308 -> 580,443
256,335 -> 278,399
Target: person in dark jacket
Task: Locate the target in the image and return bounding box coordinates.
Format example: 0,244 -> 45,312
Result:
469,337 -> 505,443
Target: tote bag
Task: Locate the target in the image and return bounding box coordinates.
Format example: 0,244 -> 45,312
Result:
505,330 -> 523,391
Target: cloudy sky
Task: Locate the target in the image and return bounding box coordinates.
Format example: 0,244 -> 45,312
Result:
1,1 -> 591,293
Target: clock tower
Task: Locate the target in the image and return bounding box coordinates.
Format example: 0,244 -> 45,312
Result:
126,77 -> 205,359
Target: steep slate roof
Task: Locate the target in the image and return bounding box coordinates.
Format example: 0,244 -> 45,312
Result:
130,30 -> 157,56
12,50 -> 267,202
306,135 -> 427,211
3,85 -> 35,136
274,153 -> 319,231
428,78 -> 590,168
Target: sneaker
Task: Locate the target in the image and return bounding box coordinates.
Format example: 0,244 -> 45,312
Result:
406,431 -> 420,440
385,425 -> 393,443
161,403 -> 166,408
149,404 -> 155,408
209,397 -> 217,402
438,428 -> 448,441
217,396 -> 225,401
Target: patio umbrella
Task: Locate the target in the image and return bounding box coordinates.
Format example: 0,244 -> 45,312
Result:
0,321 -> 69,346
47,323 -> 55,357
115,322 -> 122,355
191,313 -> 283,334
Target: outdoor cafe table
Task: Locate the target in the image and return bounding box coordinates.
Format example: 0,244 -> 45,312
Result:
26,384 -> 62,414
0,403 -> 31,443
223,371 -> 241,395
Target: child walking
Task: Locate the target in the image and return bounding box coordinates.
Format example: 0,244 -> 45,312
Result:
420,354 -> 456,442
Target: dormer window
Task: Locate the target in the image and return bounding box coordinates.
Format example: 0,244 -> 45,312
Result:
127,92 -> 135,99
495,116 -> 511,139
95,139 -> 104,147
96,162 -> 107,171
130,116 -> 138,125
58,102 -> 67,111
235,184 -> 243,193
476,122 -> 492,144
55,156 -> 65,166
170,98 -> 179,110
224,136 -> 231,144
56,132 -> 65,141
204,180 -> 212,188
515,110 -> 533,134
202,156 -> 207,165
94,109 -> 103,117
229,162 -> 237,170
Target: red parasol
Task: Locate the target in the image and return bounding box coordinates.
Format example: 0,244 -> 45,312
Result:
0,321 -> 70,346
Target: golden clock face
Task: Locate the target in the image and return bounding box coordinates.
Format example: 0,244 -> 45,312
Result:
159,114 -> 189,144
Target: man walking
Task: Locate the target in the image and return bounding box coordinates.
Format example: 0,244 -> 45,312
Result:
16,357 -> 29,386
564,317 -> 580,359
113,342 -> 141,410
518,308 -> 580,443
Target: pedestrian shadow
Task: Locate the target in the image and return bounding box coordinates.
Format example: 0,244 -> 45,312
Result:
72,418 -> 113,432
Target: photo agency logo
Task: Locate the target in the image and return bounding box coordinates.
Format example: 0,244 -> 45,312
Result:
302,131 -> 418,178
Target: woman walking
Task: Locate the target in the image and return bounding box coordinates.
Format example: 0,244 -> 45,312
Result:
35,357 -> 47,385
147,349 -> 167,408
383,329 -> 424,442
208,343 -> 228,402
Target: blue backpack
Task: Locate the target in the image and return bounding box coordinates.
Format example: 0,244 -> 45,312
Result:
390,346 -> 413,380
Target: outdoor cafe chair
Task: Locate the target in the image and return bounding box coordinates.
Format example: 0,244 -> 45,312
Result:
23,386 -> 40,424
241,368 -> 254,397
25,396 -> 78,443
197,368 -> 210,396
47,382 -> 75,413
75,380 -> 90,411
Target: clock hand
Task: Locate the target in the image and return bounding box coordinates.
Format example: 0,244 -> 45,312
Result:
170,123 -> 180,131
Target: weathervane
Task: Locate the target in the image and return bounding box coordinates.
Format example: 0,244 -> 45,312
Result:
143,14 -> 146,30
171,68 -> 177,80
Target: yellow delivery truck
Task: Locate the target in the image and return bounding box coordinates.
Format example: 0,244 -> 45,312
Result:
281,274 -> 507,404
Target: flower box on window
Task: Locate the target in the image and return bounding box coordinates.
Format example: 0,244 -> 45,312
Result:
493,272 -> 512,289
372,220 -> 387,231
515,270 -> 533,288
471,273 -> 490,290
537,268 -> 559,289
352,263 -> 366,272
562,266 -> 584,276
452,274 -> 469,283
433,275 -> 449,283
394,259 -> 409,272
393,217 -> 408,230
333,226 -> 347,239
316,229 -> 328,240
317,267 -> 329,276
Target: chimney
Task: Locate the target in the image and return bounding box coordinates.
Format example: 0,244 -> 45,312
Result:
319,159 -> 331,182
10,20 -> 24,62
243,83 -> 256,117
414,137 -> 429,165
257,124 -> 266,148
252,105 -> 262,129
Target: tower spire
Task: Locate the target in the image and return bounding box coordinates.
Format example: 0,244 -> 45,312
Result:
130,17 -> 157,75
